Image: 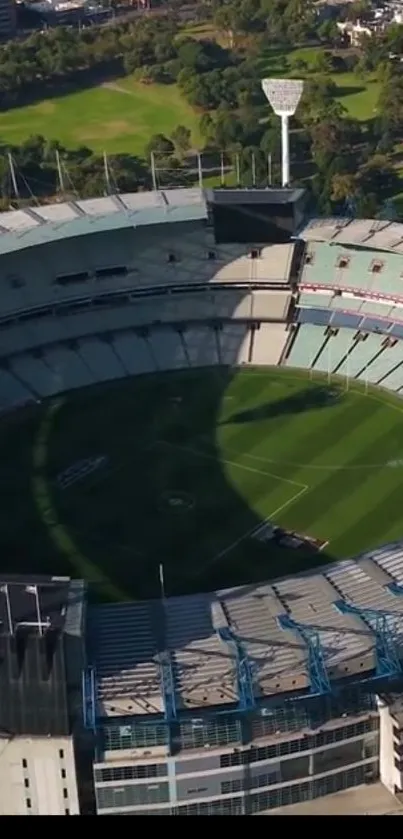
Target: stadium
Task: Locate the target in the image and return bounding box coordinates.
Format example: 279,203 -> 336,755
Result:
4,187 -> 403,815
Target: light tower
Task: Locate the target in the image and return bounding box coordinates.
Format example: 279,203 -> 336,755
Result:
261,78 -> 304,188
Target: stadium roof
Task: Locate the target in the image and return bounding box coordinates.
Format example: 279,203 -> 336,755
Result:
89,541 -> 403,718
1,188 -> 403,256
299,217 -> 403,253
0,189 -> 206,255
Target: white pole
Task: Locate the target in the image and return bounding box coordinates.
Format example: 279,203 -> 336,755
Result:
159,564 -> 166,600
197,153 -> 203,189
281,114 -> 290,187
235,153 -> 240,186
0,585 -> 13,635
328,339 -> 331,385
150,152 -> 157,192
26,585 -> 43,635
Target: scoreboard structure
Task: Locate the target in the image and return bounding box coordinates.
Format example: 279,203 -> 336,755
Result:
205,188 -> 307,245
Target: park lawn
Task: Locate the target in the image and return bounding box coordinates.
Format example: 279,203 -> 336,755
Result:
0,77 -> 202,155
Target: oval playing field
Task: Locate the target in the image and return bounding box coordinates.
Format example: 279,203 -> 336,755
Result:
3,365 -> 403,600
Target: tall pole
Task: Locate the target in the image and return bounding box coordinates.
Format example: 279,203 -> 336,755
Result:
268,153 -> 272,186
8,153 -> 18,198
26,585 -> 43,635
328,339 -> 331,385
55,150 -> 64,193
150,152 -> 157,191
235,154 -> 240,187
0,585 -> 13,635
251,152 -> 256,187
197,153 -> 203,189
220,152 -> 225,187
281,114 -> 289,187
103,151 -> 111,194
159,564 -> 166,600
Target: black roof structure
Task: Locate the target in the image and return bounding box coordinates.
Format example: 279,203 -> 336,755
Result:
0,575 -> 83,737
205,187 -> 306,206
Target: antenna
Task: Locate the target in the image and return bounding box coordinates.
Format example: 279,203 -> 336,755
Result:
261,78 -> 304,188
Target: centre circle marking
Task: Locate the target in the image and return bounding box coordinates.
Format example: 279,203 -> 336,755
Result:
160,490 -> 195,512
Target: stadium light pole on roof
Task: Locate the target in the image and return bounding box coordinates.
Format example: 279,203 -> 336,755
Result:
261,78 -> 304,188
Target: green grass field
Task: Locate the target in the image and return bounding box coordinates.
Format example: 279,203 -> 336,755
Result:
3,366 -> 403,601
0,78 -> 202,155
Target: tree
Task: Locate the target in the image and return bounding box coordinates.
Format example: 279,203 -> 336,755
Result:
144,134 -> 175,160
171,125 -> 192,158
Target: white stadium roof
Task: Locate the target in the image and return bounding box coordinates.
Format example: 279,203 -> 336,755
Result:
299,217 -> 403,254
0,189 -> 206,255
1,187 -> 403,256
89,541 -> 403,718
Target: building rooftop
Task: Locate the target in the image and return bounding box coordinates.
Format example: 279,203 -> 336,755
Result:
88,541 -> 403,719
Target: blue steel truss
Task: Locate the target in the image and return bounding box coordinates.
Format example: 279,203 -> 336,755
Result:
277,614 -> 331,696
159,651 -> 177,721
82,666 -> 97,731
217,627 -> 255,710
333,600 -> 402,680
387,582 -> 403,597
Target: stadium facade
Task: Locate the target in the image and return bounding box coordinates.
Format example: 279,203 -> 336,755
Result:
3,190 -> 403,813
0,576 -> 86,815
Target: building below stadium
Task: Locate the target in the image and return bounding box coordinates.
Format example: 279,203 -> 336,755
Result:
84,543 -> 403,816
0,576 -> 86,815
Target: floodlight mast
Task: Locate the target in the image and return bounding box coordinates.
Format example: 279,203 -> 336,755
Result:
261,78 -> 304,188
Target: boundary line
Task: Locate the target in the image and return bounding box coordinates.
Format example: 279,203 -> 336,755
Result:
158,440 -> 308,490
211,484 -> 308,563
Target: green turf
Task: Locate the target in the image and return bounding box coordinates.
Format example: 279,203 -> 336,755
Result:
3,366 -> 403,600
0,78 -> 202,155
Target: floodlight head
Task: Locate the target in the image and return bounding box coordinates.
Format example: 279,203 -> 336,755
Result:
261,78 -> 304,187
261,78 -> 304,116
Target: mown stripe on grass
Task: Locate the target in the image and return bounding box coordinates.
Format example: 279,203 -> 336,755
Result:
32,399 -> 127,601
280,403 -> 403,537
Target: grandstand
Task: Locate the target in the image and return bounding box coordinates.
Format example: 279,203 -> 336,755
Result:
6,191 -> 403,814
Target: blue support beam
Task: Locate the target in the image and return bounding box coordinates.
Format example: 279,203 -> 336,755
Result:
217,627 -> 255,710
333,599 -> 402,680
82,666 -> 97,732
159,651 -> 177,722
386,582 -> 403,597
277,614 -> 331,696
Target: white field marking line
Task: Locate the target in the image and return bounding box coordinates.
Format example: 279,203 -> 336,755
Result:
157,440 -> 308,490
60,438 -> 159,495
210,484 -> 309,564
214,442 -> 390,473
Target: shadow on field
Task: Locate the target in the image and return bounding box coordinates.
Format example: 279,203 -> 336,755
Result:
46,353 -> 337,601
335,84 -> 366,99
221,384 -> 342,427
